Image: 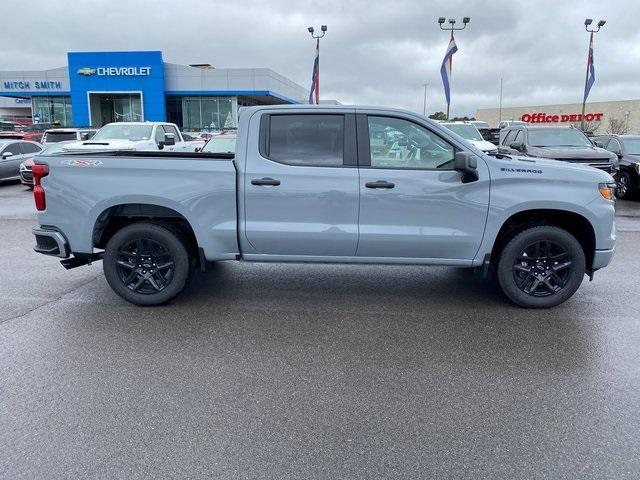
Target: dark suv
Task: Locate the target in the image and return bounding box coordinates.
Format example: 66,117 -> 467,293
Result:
592,134 -> 640,199
498,125 -> 618,174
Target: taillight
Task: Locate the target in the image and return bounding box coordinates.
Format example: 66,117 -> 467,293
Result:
32,164 -> 49,211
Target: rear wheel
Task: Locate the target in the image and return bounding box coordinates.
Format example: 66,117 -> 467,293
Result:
103,223 -> 191,306
497,226 -> 586,308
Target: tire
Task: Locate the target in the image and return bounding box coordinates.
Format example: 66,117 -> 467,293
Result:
103,222 -> 191,306
616,171 -> 634,199
497,226 -> 586,308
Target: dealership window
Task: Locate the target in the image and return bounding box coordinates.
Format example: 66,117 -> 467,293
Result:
176,96 -> 238,132
31,96 -> 72,126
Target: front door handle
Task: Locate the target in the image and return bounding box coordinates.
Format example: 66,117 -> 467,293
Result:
251,177 -> 281,186
365,180 -> 395,189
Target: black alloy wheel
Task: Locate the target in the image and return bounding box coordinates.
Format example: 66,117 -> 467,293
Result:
103,223 -> 190,306
497,226 -> 586,308
116,238 -> 175,294
512,240 -> 573,297
616,171 -> 632,199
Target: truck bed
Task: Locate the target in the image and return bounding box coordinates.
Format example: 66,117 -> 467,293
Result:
36,151 -> 239,260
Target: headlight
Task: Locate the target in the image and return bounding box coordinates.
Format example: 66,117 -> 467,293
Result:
598,182 -> 616,201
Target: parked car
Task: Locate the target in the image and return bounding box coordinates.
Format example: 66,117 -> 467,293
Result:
498,125 -> 618,174
41,128 -> 96,145
592,134 -> 640,199
0,140 -> 42,182
62,122 -> 188,152
20,142 -> 72,187
0,123 -> 51,143
441,122 -> 497,152
0,121 -> 24,132
31,105 -> 616,309
197,132 -> 237,153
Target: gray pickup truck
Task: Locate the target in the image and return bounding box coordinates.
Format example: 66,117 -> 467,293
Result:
31,105 -> 616,308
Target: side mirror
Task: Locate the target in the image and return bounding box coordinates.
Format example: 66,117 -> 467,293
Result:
509,141 -> 525,152
2,151 -> 13,160
454,151 -> 479,183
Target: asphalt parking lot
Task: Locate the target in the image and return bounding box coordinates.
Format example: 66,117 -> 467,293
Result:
1,181 -> 639,479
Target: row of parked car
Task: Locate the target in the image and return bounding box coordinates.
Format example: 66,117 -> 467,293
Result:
437,120 -> 638,200
0,121 -> 238,187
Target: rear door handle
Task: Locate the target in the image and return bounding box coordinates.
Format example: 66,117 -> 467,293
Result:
365,180 -> 395,189
251,177 -> 281,186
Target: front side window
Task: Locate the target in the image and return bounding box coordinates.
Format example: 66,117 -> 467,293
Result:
502,130 -> 517,145
1,143 -> 22,156
367,116 -> 455,170
163,125 -> 180,141
622,138 -> 640,155
267,114 -> 344,167
20,142 -> 42,154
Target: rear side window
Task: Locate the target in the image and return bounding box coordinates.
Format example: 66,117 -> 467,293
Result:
20,142 -> 42,154
266,114 -> 344,167
44,131 -> 77,143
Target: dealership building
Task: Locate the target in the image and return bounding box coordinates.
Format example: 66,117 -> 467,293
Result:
476,99 -> 640,133
0,51 -> 308,129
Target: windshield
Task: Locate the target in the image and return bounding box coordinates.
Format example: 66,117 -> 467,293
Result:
92,124 -> 153,141
471,121 -> 490,129
623,139 -> 640,155
202,137 -> 236,153
443,124 -> 483,141
528,129 -> 592,147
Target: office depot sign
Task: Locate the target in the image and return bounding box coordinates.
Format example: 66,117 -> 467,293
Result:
521,112 -> 604,123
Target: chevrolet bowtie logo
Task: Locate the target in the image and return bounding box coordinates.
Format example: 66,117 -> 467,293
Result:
77,67 -> 96,76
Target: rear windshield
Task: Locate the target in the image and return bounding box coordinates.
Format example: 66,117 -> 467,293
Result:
44,132 -> 77,142
528,129 -> 592,147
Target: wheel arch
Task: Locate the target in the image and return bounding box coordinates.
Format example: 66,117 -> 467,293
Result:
92,203 -> 201,264
490,209 -> 596,271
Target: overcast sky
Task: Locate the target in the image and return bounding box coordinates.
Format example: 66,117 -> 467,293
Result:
1,0 -> 638,116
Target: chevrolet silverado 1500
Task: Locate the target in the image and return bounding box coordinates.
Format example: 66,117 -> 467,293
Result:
31,105 -> 616,308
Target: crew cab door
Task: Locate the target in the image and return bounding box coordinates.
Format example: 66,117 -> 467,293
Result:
242,111 -> 360,256
355,113 -> 490,262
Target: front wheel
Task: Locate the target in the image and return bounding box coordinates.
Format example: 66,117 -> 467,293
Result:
497,226 -> 586,308
616,171 -> 635,199
103,223 -> 191,306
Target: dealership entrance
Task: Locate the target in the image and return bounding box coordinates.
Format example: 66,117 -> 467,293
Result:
88,92 -> 142,127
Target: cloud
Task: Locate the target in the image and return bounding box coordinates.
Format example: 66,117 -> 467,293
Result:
0,0 -> 637,116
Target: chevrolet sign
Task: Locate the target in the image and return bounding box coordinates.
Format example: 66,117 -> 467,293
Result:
77,66 -> 152,77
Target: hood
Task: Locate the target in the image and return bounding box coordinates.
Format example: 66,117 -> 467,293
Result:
62,139 -> 137,152
495,154 -> 615,183
468,139 -> 497,152
528,145 -> 615,160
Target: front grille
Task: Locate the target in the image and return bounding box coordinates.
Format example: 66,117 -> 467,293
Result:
21,171 -> 33,181
559,158 -> 612,164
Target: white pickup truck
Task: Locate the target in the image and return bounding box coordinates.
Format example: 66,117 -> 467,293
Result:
62,122 -> 188,152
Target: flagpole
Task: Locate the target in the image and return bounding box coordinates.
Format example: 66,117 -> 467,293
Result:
580,18 -> 605,131
307,25 -> 327,105
438,17 -> 469,121
580,31 -> 593,131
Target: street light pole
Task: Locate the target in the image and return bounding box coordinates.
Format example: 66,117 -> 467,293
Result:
307,25 -> 327,104
437,16 -> 470,120
581,18 -> 605,131
422,83 -> 428,116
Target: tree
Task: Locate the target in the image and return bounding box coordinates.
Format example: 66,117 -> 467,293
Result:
428,112 -> 447,121
450,116 -> 476,122
606,116 -> 630,135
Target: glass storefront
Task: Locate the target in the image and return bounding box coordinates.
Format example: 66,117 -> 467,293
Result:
167,96 -> 238,131
31,96 -> 73,126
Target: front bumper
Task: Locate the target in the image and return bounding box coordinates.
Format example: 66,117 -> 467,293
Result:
32,226 -> 69,258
